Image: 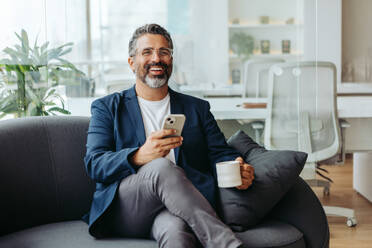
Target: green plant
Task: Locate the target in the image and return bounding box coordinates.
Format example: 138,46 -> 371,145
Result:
0,29 -> 85,118
229,32 -> 255,61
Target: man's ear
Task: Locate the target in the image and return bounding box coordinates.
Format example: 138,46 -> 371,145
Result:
128,57 -> 135,73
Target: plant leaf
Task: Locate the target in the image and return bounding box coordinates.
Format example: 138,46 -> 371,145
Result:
21,29 -> 30,55
56,58 -> 85,75
44,101 -> 56,106
58,47 -> 72,57
44,88 -> 56,100
3,47 -> 20,60
47,48 -> 63,61
26,101 -> 39,116
47,106 -> 71,115
41,41 -> 49,52
51,93 -> 66,109
0,112 -> 8,119
14,44 -> 23,53
56,42 -> 74,50
3,47 -> 30,65
0,94 -> 18,113
0,58 -> 13,65
15,32 -> 23,43
25,84 -> 42,106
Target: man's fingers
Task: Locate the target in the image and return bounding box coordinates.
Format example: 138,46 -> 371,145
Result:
151,129 -> 176,139
242,178 -> 252,185
161,141 -> 182,151
156,137 -> 182,149
161,136 -> 182,145
237,178 -> 253,189
242,171 -> 253,178
242,163 -> 253,170
241,163 -> 254,173
161,150 -> 171,157
235,157 -> 244,165
236,183 -> 249,190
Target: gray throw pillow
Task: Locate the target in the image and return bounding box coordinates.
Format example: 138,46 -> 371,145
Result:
219,130 -> 307,232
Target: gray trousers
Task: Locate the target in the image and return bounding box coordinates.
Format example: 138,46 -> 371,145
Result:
107,158 -> 242,248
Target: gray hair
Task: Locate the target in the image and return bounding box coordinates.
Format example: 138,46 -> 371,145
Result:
128,24 -> 173,57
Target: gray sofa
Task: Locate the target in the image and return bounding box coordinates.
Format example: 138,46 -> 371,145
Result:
0,116 -> 329,248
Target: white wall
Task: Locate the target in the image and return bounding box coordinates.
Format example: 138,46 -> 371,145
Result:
304,0 -> 342,86
189,0 -> 228,86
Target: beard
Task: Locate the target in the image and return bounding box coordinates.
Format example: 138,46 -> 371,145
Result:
143,75 -> 167,88
136,62 -> 171,89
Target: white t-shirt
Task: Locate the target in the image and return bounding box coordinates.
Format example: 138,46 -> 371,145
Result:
137,94 -> 176,164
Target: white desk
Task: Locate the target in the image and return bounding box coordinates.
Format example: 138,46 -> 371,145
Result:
337,97 -> 372,202
207,98 -> 267,120
337,96 -> 372,118
207,96 -> 372,151
179,84 -> 244,97
209,96 -> 372,120
66,96 -> 372,120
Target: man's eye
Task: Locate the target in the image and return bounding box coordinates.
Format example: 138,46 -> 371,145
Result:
142,50 -> 152,56
159,50 -> 170,56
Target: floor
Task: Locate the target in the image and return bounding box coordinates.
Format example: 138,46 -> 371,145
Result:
312,155 -> 372,248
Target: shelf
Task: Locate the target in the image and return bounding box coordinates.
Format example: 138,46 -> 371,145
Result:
229,52 -> 303,60
227,1 -> 305,83
338,83 -> 372,94
229,23 -> 303,29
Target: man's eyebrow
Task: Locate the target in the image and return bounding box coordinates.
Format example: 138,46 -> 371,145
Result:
141,47 -> 170,50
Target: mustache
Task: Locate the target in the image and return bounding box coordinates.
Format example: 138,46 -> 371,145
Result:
144,62 -> 169,72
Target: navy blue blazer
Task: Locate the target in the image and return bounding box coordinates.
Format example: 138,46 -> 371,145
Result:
84,86 -> 241,237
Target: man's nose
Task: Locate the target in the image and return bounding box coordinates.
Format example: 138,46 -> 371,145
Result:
150,51 -> 161,63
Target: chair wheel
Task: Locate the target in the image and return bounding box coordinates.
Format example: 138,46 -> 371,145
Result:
346,218 -> 357,227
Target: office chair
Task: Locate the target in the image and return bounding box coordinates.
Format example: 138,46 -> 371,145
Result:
243,58 -> 285,98
239,58 -> 285,144
264,61 -> 357,227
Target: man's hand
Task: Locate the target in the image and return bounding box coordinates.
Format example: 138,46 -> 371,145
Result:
130,129 -> 183,166
235,157 -> 254,190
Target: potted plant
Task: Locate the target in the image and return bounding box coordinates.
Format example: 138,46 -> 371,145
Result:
0,29 -> 85,118
229,32 -> 255,61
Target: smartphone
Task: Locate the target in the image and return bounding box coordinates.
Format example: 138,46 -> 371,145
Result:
162,114 -> 186,137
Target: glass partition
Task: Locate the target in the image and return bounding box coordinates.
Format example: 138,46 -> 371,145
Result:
228,0 -> 304,85
0,0 -> 334,119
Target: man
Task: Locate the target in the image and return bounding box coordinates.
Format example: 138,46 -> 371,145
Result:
84,24 -> 254,248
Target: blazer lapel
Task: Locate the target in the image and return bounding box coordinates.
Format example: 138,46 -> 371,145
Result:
169,88 -> 184,164
125,86 -> 146,145
124,86 -> 183,163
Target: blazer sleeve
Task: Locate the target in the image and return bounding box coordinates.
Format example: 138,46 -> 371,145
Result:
201,101 -> 241,165
84,98 -> 138,184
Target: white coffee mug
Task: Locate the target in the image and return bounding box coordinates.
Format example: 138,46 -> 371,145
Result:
216,161 -> 242,188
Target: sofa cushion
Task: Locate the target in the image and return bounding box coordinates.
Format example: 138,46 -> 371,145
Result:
0,220 -> 305,248
220,130 -> 307,231
0,221 -> 157,248
0,116 -> 95,236
236,220 -> 305,248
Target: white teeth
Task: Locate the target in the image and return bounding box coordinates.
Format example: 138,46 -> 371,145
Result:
150,68 -> 162,71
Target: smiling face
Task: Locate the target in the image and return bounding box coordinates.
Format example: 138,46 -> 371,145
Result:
128,34 -> 173,88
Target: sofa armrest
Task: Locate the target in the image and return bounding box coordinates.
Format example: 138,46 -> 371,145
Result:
267,177 -> 330,248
